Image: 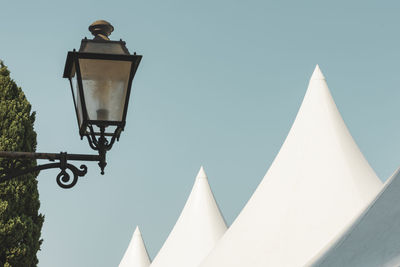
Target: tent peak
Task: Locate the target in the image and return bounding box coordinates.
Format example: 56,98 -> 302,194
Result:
133,226 -> 142,236
310,64 -> 326,81
150,167 -> 227,267
198,65 -> 382,267
196,166 -> 207,180
119,225 -> 151,267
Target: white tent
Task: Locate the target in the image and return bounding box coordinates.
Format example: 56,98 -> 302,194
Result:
119,226 -> 151,267
150,166 -> 227,267
308,168 -> 400,267
200,65 -> 383,267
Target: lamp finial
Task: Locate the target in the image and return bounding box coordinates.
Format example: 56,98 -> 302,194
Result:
89,20 -> 114,40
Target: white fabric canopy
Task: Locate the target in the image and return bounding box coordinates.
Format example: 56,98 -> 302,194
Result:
119,226 -> 151,267
308,168 -> 400,267
200,65 -> 383,267
150,166 -> 227,267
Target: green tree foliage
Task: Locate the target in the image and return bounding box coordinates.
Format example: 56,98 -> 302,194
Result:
0,61 -> 44,267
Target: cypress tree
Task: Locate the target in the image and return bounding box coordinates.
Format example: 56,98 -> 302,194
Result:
0,61 -> 44,267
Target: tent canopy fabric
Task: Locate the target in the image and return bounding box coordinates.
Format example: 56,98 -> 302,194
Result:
150,166 -> 227,267
308,168 -> 400,267
200,65 -> 383,267
119,226 -> 151,267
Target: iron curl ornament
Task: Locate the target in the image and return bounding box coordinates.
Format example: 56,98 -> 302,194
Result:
56,164 -> 87,189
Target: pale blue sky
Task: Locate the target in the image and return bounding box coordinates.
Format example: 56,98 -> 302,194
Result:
1,1 -> 400,266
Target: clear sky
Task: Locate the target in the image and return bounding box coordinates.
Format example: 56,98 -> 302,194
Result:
1,1 -> 400,266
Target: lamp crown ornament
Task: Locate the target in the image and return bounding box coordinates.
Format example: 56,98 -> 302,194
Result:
88,20 -> 114,40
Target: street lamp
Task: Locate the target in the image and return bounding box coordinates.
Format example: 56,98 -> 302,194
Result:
63,20 -> 142,174
0,20 -> 142,188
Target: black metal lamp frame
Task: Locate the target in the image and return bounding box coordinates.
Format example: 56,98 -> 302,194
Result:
63,51 -> 141,174
63,50 -> 142,138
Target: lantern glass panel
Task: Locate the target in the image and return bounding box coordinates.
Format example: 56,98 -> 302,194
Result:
69,63 -> 84,127
78,58 -> 132,122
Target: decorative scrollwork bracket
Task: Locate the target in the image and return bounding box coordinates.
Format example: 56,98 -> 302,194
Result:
0,151 -> 101,189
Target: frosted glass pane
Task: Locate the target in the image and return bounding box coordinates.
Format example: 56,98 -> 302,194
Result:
70,64 -> 83,127
78,58 -> 131,122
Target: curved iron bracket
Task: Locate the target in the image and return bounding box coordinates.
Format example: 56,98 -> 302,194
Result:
0,162 -> 87,189
0,126 -> 117,189
0,151 -> 100,189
